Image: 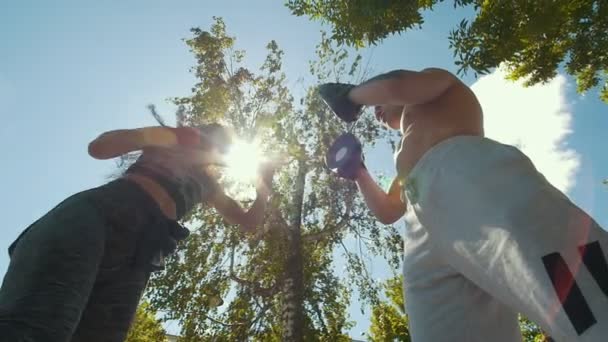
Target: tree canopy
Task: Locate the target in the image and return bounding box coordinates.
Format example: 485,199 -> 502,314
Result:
125,302 -> 167,342
286,0 -> 608,103
145,17 -> 401,341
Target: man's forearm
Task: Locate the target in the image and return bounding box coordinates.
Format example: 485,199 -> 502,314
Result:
348,68 -> 456,106
356,169 -> 388,219
355,168 -> 405,224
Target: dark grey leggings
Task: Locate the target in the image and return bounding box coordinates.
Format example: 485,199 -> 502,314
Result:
0,179 -> 181,342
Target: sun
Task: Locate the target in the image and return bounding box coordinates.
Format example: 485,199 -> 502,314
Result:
223,138 -> 265,183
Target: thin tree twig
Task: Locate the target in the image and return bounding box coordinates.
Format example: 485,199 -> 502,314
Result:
229,246 -> 281,297
302,194 -> 354,242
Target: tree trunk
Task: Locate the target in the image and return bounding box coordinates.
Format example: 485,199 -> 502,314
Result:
281,159 -> 306,342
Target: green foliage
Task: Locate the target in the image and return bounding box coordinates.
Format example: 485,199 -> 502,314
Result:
125,302 -> 167,342
287,0 -> 608,103
146,17 -> 401,341
369,277 -> 550,342
368,276 -> 410,342
448,0 -> 608,101
285,0 -> 434,48
519,315 -> 550,342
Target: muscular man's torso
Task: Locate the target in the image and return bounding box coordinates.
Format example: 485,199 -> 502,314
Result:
395,79 -> 485,176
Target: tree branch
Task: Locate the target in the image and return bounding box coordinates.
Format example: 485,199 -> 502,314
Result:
229,246 -> 281,298
248,299 -> 271,333
223,51 -> 247,125
313,303 -> 328,335
201,312 -> 247,327
158,308 -> 245,328
268,204 -> 290,233
302,196 -> 354,242
249,85 -> 270,132
339,238 -> 353,258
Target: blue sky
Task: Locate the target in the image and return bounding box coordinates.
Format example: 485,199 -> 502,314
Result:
1,0 -> 607,338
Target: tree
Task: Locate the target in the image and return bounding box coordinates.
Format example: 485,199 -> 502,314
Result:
125,302 -> 167,342
286,0 -> 608,103
285,0 -> 430,48
368,276 -> 410,342
368,276 -> 551,342
519,316 -> 552,342
145,18 -> 402,341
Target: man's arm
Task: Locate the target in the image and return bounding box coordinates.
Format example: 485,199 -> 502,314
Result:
349,68 -> 458,107
355,168 -> 406,225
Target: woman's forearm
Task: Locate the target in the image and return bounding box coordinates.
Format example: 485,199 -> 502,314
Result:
241,191 -> 269,230
88,129 -> 146,159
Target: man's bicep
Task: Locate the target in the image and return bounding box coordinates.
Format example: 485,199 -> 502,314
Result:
389,68 -> 458,105
386,177 -> 407,221
418,68 -> 458,96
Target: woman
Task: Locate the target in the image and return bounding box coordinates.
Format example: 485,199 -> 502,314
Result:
0,124 -> 273,342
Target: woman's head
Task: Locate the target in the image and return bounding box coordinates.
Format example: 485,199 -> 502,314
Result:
157,123 -> 234,170
197,123 -> 234,154
147,106 -> 234,154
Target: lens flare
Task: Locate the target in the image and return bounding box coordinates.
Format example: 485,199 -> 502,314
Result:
223,139 -> 264,183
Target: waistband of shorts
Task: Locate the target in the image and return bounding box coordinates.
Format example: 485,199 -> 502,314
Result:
98,179 -> 189,272
94,179 -> 166,220
398,135 -> 487,186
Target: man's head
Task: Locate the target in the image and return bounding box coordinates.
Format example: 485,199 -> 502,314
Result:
374,105 -> 403,130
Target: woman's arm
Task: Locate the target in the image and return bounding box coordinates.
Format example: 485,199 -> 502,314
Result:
208,162 -> 275,232
88,129 -> 145,159
88,126 -> 200,160
209,189 -> 270,233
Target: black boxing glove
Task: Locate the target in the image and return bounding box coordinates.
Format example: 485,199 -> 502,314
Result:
317,83 -> 363,123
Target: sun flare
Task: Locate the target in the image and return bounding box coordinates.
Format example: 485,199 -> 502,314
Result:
223,139 -> 265,183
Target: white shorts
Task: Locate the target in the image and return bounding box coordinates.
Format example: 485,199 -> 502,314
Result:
401,136 -> 608,342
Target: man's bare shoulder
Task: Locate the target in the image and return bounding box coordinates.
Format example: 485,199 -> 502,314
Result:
420,67 -> 460,81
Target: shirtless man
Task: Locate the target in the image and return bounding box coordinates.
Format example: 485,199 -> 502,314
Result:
319,68 -> 608,342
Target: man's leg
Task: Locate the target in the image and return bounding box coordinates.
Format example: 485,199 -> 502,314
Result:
412,142 -> 608,341
0,192 -> 106,341
402,210 -> 522,342
403,257 -> 523,342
